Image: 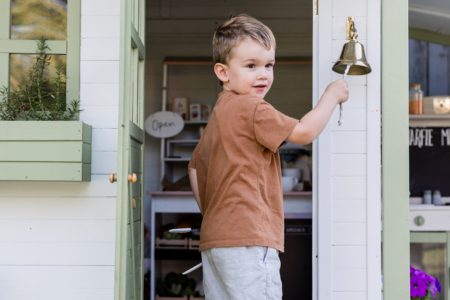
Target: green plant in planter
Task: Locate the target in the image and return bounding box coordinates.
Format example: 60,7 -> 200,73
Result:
0,38 -> 80,120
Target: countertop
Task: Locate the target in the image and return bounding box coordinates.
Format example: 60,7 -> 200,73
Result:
149,191 -> 312,197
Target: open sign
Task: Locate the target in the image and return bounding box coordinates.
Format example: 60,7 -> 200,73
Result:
144,111 -> 184,138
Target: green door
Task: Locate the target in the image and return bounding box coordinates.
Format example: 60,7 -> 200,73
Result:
115,0 -> 146,299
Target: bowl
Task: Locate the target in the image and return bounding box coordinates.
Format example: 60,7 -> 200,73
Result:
282,168 -> 302,180
282,176 -> 298,192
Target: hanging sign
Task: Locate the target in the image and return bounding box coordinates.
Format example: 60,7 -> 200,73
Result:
144,111 -> 184,138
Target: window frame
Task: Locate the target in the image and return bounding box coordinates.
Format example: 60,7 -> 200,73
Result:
0,0 -> 80,104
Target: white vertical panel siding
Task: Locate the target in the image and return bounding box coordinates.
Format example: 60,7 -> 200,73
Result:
81,16 -> 120,37
0,1 -> 121,299
334,292 -> 367,300
332,0 -> 367,16
366,0 -> 382,297
326,0 -> 381,299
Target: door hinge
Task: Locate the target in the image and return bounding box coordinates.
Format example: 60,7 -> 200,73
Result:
313,0 -> 318,15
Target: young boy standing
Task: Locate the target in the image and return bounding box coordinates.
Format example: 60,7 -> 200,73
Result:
188,14 -> 348,300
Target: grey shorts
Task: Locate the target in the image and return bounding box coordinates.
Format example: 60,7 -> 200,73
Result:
201,246 -> 282,300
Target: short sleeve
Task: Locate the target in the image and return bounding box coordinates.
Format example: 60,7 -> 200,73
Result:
254,101 -> 298,152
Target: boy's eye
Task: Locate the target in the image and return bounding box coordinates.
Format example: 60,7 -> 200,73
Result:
247,64 -> 256,69
266,63 -> 274,68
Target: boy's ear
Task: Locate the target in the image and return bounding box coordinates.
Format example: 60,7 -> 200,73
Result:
214,63 -> 229,83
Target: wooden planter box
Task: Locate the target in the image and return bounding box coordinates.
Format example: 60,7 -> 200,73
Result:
0,121 -> 92,181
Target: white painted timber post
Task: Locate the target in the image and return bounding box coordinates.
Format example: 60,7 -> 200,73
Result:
314,0 -> 381,299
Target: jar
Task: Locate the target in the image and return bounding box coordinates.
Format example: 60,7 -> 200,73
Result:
409,83 -> 423,114
422,190 -> 432,205
432,190 -> 443,206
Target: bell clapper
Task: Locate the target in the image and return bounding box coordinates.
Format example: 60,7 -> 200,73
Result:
338,64 -> 351,126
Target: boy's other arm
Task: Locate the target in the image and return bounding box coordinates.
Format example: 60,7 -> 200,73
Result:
188,167 -> 202,212
287,79 -> 349,145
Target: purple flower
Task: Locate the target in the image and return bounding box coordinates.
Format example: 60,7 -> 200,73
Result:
428,276 -> 441,298
410,273 -> 428,297
436,278 -> 441,293
410,265 -> 441,299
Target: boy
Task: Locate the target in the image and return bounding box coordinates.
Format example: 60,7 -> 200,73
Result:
188,14 -> 348,300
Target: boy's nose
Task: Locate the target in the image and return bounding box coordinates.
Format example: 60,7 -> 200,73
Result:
257,74 -> 266,80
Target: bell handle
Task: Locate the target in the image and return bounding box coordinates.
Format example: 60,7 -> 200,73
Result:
346,17 -> 358,40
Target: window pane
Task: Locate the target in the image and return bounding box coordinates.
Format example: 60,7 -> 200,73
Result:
9,53 -> 66,92
411,242 -> 447,300
10,0 -> 67,40
409,39 -> 428,95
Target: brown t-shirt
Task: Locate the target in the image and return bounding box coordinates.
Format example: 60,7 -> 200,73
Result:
189,90 -> 298,252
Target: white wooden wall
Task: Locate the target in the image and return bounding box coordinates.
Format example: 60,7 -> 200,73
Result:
0,0 -> 382,298
0,1 -> 120,299
315,0 -> 381,299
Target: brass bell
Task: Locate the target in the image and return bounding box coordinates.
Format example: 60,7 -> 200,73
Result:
332,17 -> 371,76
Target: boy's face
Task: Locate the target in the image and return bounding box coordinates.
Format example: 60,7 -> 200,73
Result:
215,38 -> 275,98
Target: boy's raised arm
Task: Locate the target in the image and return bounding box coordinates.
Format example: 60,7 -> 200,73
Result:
287,79 -> 349,145
188,167 -> 202,212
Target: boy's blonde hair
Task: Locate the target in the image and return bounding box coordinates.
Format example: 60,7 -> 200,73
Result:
212,14 -> 276,64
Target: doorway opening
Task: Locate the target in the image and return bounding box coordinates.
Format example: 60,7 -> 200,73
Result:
143,1 -> 314,299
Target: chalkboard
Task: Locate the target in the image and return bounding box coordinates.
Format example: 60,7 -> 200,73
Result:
410,127 -> 450,196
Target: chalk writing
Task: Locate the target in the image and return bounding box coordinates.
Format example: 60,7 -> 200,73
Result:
152,120 -> 175,132
442,128 -> 450,146
409,128 -> 450,147
409,128 -> 433,148
144,111 -> 184,138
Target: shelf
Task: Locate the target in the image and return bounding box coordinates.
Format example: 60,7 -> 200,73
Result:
150,190 -> 313,197
409,114 -> 450,127
167,139 -> 199,145
164,157 -> 191,162
410,114 -> 450,120
184,121 -> 208,125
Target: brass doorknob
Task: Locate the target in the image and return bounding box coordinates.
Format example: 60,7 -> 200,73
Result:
108,173 -> 117,183
128,173 -> 138,183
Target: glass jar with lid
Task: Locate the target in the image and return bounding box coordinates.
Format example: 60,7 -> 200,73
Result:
409,83 -> 423,114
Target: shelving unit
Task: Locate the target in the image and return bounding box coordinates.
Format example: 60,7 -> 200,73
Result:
159,58 -> 219,190
159,57 -> 313,191
148,191 -> 313,300
149,197 -> 204,300
151,56 -> 314,299
409,114 -> 450,300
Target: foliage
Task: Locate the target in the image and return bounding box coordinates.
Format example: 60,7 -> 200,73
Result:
410,265 -> 441,300
0,39 -> 80,121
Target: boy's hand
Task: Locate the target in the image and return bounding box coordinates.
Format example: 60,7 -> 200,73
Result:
325,79 -> 349,104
